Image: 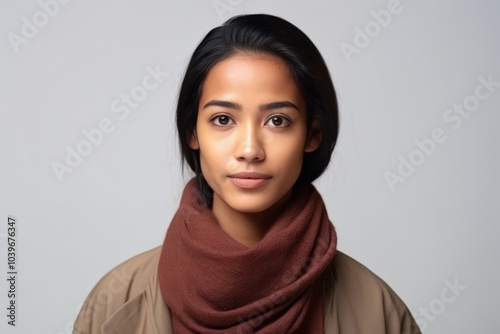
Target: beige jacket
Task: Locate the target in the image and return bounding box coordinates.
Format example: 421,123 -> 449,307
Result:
73,247 -> 420,333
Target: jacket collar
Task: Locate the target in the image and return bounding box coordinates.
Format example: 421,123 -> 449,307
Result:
102,265 -> 173,334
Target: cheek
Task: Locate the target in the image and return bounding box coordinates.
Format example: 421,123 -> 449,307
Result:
268,128 -> 307,158
268,140 -> 305,171
275,133 -> 307,175
198,145 -> 219,175
197,134 -> 233,179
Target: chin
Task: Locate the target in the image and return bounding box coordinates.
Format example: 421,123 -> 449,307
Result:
228,190 -> 290,214
228,200 -> 273,214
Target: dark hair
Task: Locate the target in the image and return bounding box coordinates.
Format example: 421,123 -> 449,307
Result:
176,14 -> 339,207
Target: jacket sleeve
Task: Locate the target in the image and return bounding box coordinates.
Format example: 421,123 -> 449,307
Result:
73,257 -> 138,333
72,247 -> 163,334
324,251 -> 421,334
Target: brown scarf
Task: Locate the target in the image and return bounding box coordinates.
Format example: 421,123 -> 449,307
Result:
158,178 -> 337,333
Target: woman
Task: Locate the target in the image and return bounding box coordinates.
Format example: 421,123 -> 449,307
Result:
73,14 -> 421,334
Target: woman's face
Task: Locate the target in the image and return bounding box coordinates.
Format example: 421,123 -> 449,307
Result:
190,53 -> 320,215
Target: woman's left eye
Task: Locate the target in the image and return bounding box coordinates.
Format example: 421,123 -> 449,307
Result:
265,116 -> 291,127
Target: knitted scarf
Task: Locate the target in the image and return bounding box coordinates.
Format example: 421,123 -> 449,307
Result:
158,178 -> 337,333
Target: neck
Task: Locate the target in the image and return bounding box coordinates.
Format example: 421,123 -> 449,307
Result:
212,190 -> 292,247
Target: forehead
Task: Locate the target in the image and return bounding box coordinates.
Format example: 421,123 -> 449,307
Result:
200,53 -> 303,104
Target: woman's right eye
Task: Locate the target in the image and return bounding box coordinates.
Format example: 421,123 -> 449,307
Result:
210,115 -> 235,126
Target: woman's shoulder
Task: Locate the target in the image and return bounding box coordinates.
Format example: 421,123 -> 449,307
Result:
331,250 -> 397,288
324,251 -> 421,333
83,245 -> 162,300
73,246 -> 166,334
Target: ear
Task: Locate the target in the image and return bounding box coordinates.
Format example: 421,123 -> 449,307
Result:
188,131 -> 199,150
304,116 -> 322,153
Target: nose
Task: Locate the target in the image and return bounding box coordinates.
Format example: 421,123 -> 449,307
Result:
234,121 -> 265,162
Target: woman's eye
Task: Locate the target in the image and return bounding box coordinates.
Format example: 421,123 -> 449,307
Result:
211,115 -> 234,126
265,116 -> 290,127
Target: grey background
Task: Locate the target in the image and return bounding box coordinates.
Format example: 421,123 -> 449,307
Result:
1,0 -> 498,333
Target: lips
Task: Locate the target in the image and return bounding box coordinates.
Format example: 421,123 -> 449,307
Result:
228,172 -> 271,189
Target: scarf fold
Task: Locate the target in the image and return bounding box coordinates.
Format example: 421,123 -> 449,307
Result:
158,178 -> 337,333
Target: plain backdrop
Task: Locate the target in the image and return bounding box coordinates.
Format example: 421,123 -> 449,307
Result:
1,0 -> 499,333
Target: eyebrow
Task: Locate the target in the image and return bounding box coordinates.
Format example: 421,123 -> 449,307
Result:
202,100 -> 300,112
